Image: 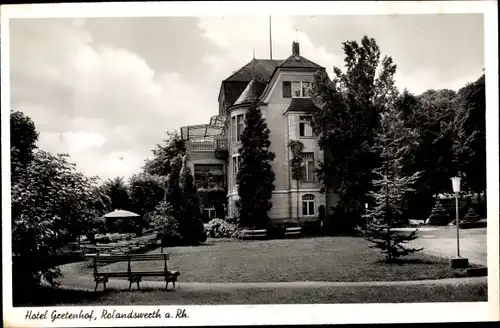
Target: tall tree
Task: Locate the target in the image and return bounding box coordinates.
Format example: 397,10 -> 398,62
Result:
237,102 -> 276,229
310,36 -> 398,228
453,74 -> 486,195
10,110 -> 39,182
402,89 -> 457,220
143,131 -> 186,177
359,102 -> 422,262
102,177 -> 132,211
128,173 -> 166,219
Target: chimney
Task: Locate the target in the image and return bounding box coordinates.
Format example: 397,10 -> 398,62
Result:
292,42 -> 300,56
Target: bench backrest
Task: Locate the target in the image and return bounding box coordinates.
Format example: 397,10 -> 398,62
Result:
93,253 -> 169,263
241,229 -> 267,234
91,253 -> 171,277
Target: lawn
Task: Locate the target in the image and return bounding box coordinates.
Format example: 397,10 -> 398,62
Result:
15,282 -> 488,306
59,237 -> 469,284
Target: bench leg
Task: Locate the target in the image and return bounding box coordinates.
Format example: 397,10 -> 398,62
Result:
128,280 -> 132,291
165,281 -> 169,291
103,281 -> 107,291
94,281 -> 99,292
137,281 -> 140,290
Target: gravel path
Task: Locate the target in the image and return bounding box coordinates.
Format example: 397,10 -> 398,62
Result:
55,275 -> 487,292
402,227 -> 487,266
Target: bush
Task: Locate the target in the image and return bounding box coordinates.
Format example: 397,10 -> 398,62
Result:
426,200 -> 450,226
266,221 -> 286,239
463,207 -> 481,222
149,201 -> 182,247
301,221 -> 323,236
204,219 -> 238,238
225,216 -> 238,225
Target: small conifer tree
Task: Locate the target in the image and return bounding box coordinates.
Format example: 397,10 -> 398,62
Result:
179,155 -> 206,244
463,207 -> 480,222
358,103 -> 423,262
289,140 -> 304,220
426,199 -> 449,226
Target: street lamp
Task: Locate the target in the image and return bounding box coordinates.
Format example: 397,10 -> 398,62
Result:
449,176 -> 469,269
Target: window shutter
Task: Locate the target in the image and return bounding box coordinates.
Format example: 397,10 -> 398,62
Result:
283,81 -> 291,98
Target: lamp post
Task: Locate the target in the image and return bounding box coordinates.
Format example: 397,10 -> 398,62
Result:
449,176 -> 469,269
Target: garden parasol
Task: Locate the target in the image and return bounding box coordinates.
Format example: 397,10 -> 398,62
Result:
103,209 -> 142,235
103,209 -> 141,219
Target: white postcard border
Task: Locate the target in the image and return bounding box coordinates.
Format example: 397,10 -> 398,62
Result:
2,1 -> 499,326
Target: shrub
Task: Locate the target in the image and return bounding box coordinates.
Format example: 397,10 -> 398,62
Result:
149,201 -> 182,247
301,221 -> 322,236
226,216 -> 238,225
266,221 -> 286,239
463,207 -> 481,222
204,219 -> 238,238
426,200 -> 450,226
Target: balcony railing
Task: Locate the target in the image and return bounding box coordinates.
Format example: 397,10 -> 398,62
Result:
186,136 -> 228,152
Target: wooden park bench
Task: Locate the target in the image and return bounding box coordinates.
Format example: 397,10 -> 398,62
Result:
285,226 -> 302,237
88,253 -> 180,292
239,229 -> 268,240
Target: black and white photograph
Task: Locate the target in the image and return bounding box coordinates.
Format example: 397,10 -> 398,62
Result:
2,1 -> 499,326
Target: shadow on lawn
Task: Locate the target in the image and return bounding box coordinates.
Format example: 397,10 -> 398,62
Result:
14,286 -> 103,307
14,285 -> 182,307
375,258 -> 438,265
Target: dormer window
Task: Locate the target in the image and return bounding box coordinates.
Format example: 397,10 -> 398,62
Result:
283,81 -> 312,98
292,82 -> 302,97
302,82 -> 312,97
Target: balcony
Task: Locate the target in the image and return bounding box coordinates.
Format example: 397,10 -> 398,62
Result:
185,136 -> 228,152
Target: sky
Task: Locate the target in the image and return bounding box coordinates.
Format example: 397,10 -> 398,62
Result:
8,14 -> 484,181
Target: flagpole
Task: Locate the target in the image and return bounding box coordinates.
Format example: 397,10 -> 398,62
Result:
269,15 -> 273,60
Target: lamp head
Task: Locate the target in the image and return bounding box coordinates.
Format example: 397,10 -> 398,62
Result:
451,177 -> 461,193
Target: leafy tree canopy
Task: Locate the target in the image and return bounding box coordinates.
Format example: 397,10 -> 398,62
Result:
143,131 -> 186,177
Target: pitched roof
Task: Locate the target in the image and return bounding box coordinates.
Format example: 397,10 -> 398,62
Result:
223,82 -> 248,108
278,55 -> 324,69
284,98 -> 320,114
225,59 -> 283,82
221,52 -> 323,109
233,79 -> 267,106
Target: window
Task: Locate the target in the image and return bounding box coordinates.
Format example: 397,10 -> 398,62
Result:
302,82 -> 312,97
232,117 -> 236,142
283,81 -> 312,98
300,153 -> 315,182
292,82 -> 302,98
204,208 -> 216,220
237,115 -> 245,141
299,116 -> 313,137
302,194 -> 315,216
231,114 -> 245,142
283,81 -> 292,98
285,81 -> 312,98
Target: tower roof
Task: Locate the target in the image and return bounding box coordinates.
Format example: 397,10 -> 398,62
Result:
233,79 -> 267,106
